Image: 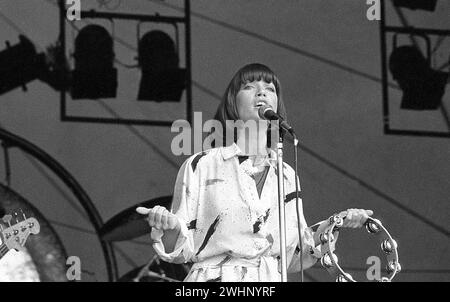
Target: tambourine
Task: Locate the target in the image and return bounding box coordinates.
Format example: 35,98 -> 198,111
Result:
318,213 -> 400,282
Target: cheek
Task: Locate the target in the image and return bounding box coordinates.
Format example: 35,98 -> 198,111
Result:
235,93 -> 244,109
235,94 -> 244,118
236,91 -> 252,105
236,92 -> 252,113
270,96 -> 278,112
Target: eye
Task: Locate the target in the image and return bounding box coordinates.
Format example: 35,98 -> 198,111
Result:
266,86 -> 276,92
242,84 -> 254,90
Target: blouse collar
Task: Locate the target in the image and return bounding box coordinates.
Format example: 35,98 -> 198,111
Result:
220,143 -> 277,166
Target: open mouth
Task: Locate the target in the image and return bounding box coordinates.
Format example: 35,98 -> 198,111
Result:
254,101 -> 267,108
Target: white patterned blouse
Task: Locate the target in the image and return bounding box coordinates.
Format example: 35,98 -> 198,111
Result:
151,143 -> 321,282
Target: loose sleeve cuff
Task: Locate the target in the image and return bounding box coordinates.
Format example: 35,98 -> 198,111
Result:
150,217 -> 193,263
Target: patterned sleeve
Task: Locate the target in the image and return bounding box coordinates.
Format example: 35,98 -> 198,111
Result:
150,154 -> 201,264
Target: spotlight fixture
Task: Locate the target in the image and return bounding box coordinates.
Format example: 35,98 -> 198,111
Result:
0,35 -> 47,95
137,30 -> 186,102
389,45 -> 448,110
392,0 -> 438,11
71,24 -> 117,99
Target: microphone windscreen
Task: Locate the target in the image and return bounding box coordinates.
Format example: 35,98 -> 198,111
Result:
258,105 -> 273,120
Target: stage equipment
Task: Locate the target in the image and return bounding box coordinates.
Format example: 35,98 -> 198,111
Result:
71,24 -> 117,99
379,0 -> 450,138
137,30 -> 186,102
99,195 -> 172,242
0,128 -> 117,280
57,0 -> 193,127
393,0 -> 438,11
1,210 -> 40,261
118,255 -> 190,282
0,184 -> 68,281
0,35 -> 47,95
318,213 -> 400,282
389,44 -> 448,110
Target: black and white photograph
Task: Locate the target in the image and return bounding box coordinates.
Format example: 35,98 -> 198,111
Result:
0,0 -> 448,286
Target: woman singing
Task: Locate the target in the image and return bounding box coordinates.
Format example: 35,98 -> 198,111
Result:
137,63 -> 372,282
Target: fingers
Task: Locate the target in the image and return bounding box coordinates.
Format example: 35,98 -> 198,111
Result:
342,209 -> 373,228
136,207 -> 151,215
136,206 -> 178,231
153,206 -> 166,230
147,207 -> 157,228
356,209 -> 367,228
338,210 -> 348,218
342,209 -> 354,228
354,209 -> 367,228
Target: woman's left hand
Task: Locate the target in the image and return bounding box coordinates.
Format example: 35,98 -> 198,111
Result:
339,208 -> 373,228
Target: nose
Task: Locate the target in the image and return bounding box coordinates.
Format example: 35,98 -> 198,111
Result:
256,90 -> 266,97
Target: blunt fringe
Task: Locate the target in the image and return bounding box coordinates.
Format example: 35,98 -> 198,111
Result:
212,63 -> 288,147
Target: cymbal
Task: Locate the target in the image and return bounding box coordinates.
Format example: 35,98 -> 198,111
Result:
99,195 -> 172,242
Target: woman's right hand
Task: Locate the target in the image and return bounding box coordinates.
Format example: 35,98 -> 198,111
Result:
136,206 -> 180,231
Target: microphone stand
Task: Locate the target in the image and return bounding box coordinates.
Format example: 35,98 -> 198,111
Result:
276,128 -> 288,282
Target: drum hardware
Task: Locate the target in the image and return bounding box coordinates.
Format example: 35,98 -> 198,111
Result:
132,255 -> 181,282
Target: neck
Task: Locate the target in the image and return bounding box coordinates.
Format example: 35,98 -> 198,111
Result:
235,121 -> 269,157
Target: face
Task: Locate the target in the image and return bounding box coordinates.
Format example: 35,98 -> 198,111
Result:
235,80 -> 278,122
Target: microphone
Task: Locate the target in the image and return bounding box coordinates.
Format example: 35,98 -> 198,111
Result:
258,105 -> 295,136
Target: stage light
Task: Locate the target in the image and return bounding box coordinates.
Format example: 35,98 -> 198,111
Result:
37,43 -> 70,92
137,30 -> 186,102
71,24 -> 117,99
389,45 -> 449,110
0,35 -> 47,95
393,0 -> 438,11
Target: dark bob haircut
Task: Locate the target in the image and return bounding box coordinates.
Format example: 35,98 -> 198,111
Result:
213,63 -> 288,147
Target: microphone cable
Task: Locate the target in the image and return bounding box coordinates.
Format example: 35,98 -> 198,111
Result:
293,133 -> 304,283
